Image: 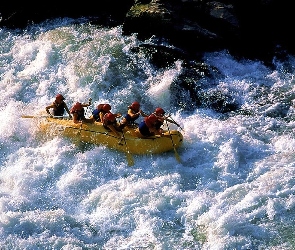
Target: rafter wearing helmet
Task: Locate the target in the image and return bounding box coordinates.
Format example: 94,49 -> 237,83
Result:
45,94 -> 72,118
141,107 -> 181,132
89,103 -> 106,122
70,98 -> 92,124
103,112 -> 122,136
88,103 -> 121,123
119,101 -> 143,129
135,114 -> 162,137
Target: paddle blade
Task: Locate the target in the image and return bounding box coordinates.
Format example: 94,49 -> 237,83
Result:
121,131 -> 134,166
21,115 -> 66,119
174,148 -> 181,163
21,115 -> 41,118
126,152 -> 134,166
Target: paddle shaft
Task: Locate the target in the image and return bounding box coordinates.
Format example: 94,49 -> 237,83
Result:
166,115 -> 183,131
165,120 -> 181,163
121,131 -> 134,166
141,110 -> 183,130
21,115 -> 69,119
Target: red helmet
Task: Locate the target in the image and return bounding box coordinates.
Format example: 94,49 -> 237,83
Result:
55,94 -> 65,101
72,102 -> 83,111
145,114 -> 158,127
97,104 -> 105,110
155,107 -> 165,116
130,101 -> 140,110
102,104 -> 111,112
104,112 -> 116,122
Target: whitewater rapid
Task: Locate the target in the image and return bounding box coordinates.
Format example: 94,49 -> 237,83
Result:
1,18 -> 295,249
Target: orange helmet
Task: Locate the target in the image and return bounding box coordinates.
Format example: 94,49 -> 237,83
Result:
104,112 -> 116,122
130,101 -> 140,110
72,102 -> 83,111
155,107 -> 165,116
145,114 -> 158,127
55,94 -> 65,101
102,104 -> 111,112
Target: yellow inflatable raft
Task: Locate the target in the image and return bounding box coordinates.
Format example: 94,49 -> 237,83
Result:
23,116 -> 183,156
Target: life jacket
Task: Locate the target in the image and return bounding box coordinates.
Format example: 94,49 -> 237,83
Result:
124,107 -> 140,123
144,114 -> 157,128
92,109 -> 100,121
153,107 -> 165,129
99,110 -> 108,122
73,109 -> 85,121
70,102 -> 85,121
139,121 -> 154,136
92,104 -> 105,122
138,114 -> 157,136
154,119 -> 163,130
52,101 -> 66,116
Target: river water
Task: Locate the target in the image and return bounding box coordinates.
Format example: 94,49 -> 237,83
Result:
1,18 -> 295,250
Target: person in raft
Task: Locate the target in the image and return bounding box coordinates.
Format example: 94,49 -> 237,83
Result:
45,94 -> 72,118
142,107 -> 181,133
136,114 -> 163,137
89,103 -> 105,122
119,101 -> 143,129
103,112 -> 122,136
90,103 -> 121,123
70,98 -> 93,124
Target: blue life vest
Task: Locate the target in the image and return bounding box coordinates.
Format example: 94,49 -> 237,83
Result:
123,108 -> 140,124
138,121 -> 154,136
92,109 -> 100,121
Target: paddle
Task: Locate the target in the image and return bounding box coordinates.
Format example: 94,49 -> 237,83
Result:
79,120 -> 83,134
142,110 -> 183,131
165,120 -> 181,163
21,115 -> 69,119
166,114 -> 184,131
121,131 -> 134,166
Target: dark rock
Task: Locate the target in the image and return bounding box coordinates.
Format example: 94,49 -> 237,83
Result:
169,61 -> 238,113
130,43 -> 190,69
1,0 -> 294,63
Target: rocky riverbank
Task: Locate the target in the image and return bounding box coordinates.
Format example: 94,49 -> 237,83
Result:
1,0 -> 294,64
